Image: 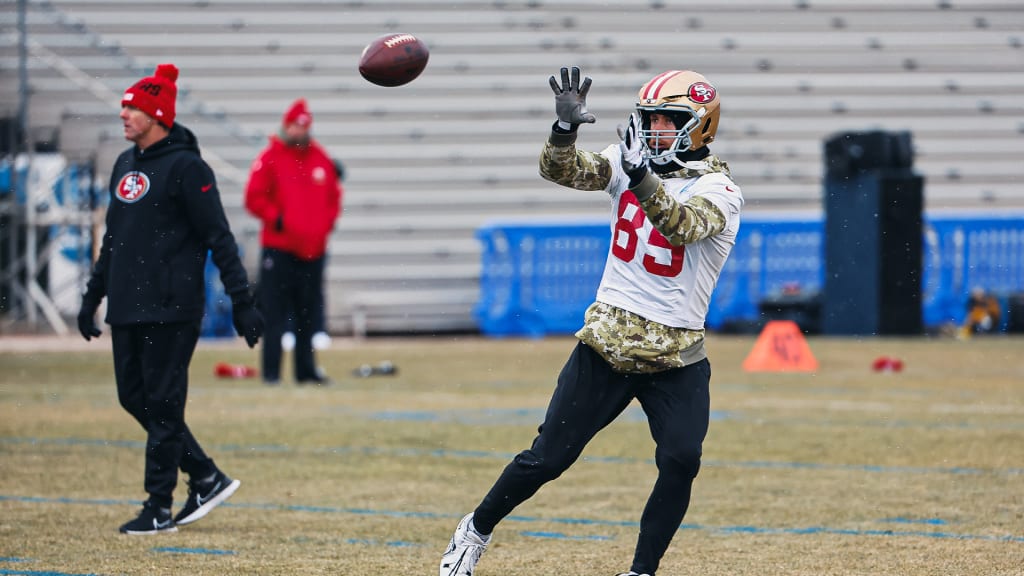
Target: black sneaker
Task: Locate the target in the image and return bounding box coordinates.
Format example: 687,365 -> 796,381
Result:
119,500 -> 177,535
297,376 -> 332,386
173,471 -> 241,526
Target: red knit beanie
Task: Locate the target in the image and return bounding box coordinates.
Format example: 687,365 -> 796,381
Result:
283,98 -> 312,127
121,63 -> 179,128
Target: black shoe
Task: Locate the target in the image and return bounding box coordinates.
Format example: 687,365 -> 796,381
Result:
119,500 -> 177,535
173,471 -> 241,526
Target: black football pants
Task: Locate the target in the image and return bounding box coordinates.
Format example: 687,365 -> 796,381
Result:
111,321 -> 217,509
473,341 -> 711,576
257,248 -> 324,382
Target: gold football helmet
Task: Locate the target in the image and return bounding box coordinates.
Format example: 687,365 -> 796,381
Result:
635,70 -> 721,163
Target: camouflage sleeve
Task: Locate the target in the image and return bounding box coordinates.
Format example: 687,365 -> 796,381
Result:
639,186 -> 727,246
539,137 -> 613,192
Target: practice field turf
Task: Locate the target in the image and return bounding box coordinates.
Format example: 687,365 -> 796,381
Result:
1,334 -> 1022,575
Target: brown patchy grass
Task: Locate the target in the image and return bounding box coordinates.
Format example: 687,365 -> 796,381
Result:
1,334 -> 1022,575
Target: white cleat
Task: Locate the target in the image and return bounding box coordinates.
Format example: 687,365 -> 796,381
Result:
440,513 -> 490,576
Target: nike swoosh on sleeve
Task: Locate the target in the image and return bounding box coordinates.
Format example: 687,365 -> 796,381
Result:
201,183 -> 213,193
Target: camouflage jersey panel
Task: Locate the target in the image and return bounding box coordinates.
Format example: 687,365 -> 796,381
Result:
575,302 -> 707,374
539,139 -> 613,191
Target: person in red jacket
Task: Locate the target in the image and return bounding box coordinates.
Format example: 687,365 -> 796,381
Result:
245,98 -> 342,385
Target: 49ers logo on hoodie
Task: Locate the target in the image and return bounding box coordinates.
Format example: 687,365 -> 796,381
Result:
116,171 -> 150,203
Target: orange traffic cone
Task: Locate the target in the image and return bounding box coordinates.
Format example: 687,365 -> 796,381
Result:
742,320 -> 819,372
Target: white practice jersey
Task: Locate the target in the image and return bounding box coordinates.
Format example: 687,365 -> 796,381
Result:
594,144 -> 744,330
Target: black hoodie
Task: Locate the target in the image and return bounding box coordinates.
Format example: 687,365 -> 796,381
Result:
84,123 -> 251,325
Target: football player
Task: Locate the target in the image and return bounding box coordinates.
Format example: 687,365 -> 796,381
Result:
441,66 -> 743,576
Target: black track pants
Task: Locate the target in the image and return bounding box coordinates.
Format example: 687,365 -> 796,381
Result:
111,321 -> 217,508
473,341 -> 711,575
257,248 -> 324,382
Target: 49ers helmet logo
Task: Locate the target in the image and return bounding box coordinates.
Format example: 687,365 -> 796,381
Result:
116,171 -> 150,203
688,82 -> 716,104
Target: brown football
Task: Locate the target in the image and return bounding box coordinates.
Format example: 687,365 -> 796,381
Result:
358,33 -> 429,87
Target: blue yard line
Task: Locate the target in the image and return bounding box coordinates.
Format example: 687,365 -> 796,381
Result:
324,404 -> 1024,432
4,436 -> 1022,477
881,517 -> 949,526
0,571 -> 99,576
356,406 -> 660,425
354,406 -> 1024,433
716,382 -> 966,399
0,494 -> 132,507
758,416 -> 1024,432
151,547 -> 235,556
289,535 -> 422,547
520,531 -> 614,541
3,494 -> 1022,544
343,539 -> 421,548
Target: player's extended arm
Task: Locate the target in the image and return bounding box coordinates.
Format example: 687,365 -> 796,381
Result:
642,193 -> 728,246
539,66 -> 612,191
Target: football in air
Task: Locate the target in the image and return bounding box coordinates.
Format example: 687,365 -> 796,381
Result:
358,33 -> 429,87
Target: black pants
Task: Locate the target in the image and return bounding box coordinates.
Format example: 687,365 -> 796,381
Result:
473,342 -> 711,576
257,248 -> 325,382
111,321 -> 217,509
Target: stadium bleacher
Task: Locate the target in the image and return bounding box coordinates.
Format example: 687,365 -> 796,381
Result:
2,0 -> 1022,334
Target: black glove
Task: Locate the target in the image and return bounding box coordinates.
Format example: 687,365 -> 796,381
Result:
231,292 -> 264,348
333,158 -> 346,182
77,297 -> 102,341
549,66 -> 596,130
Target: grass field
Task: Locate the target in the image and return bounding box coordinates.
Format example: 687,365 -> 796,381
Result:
1,334 -> 1022,576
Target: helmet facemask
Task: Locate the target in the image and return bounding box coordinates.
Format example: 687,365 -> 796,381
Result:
637,104 -> 700,166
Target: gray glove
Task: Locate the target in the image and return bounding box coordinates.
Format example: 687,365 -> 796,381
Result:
548,66 -> 596,129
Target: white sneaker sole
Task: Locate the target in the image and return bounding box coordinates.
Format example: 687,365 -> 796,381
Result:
175,478 -> 241,526
121,526 -> 179,536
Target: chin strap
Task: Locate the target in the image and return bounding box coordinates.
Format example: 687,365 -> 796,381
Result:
652,154 -> 731,179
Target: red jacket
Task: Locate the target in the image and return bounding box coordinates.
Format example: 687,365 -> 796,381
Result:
245,136 -> 342,260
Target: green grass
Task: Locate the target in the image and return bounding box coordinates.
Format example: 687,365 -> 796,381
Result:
1,335 -> 1022,575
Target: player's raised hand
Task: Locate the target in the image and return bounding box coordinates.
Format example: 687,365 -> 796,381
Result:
549,66 -> 596,127
618,112 -> 646,178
